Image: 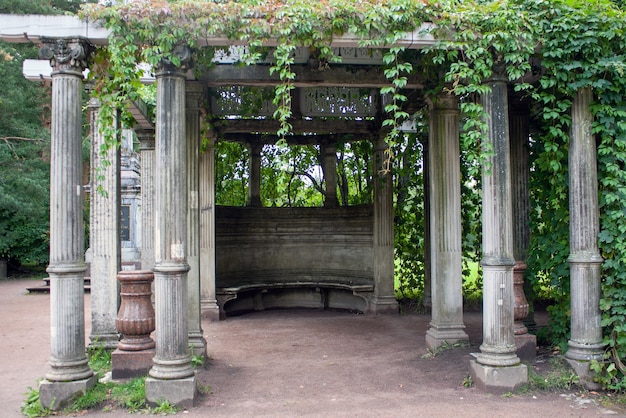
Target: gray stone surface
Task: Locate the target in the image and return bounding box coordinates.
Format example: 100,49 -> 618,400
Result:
469,359 -> 528,394
39,375 -> 97,410
564,358 -> 602,390
476,72 -> 521,369
186,82 -> 207,357
88,96 -> 121,350
425,93 -> 468,349
566,87 -> 604,363
145,375 -> 197,409
514,333 -> 537,361
43,37 -> 93,384
150,56 -> 195,381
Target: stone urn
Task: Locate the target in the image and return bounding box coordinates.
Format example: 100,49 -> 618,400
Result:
116,270 -> 155,351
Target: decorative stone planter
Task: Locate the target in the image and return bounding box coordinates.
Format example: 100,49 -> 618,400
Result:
116,270 -> 155,351
112,270 -> 156,379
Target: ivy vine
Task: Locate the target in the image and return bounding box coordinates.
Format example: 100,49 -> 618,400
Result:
82,0 -> 626,388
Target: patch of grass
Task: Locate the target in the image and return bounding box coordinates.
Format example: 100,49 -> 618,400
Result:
22,346 -> 191,415
21,385 -> 51,418
151,399 -> 179,414
87,343 -> 112,377
111,377 -> 147,412
421,340 -> 470,359
65,381 -> 113,412
521,356 -> 580,392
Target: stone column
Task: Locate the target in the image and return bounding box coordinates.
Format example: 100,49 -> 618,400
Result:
425,93 -> 468,349
88,96 -> 121,350
138,129 -> 156,271
146,46 -> 196,408
322,141 -> 339,207
469,69 -> 527,392
200,133 -> 220,321
248,143 -> 263,207
421,135 -> 432,309
371,134 -> 399,314
509,93 -> 536,360
186,82 -> 207,356
38,37 -> 97,410
565,87 -> 604,384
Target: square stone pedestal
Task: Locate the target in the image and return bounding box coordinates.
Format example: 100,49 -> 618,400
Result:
469,359 -> 528,393
111,348 -> 155,379
39,374 -> 98,410
515,333 -> 537,361
146,374 -> 197,409
425,326 -> 469,351
564,358 -> 602,390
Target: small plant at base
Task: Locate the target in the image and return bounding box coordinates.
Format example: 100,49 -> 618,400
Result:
197,382 -> 213,395
421,341 -> 470,359
462,375 -> 473,388
190,345 -> 205,368
150,399 -> 179,415
21,386 -> 51,418
87,343 -> 112,377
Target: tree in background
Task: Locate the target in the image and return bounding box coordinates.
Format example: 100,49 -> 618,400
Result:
0,0 -> 97,270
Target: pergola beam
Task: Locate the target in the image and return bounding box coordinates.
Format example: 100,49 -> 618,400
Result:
201,65 -> 423,88
218,132 -> 372,146
215,119 -> 377,135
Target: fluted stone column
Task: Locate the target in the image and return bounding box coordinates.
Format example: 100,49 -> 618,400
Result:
138,129 -> 156,271
248,143 -> 263,207
469,70 -> 527,392
565,87 -> 604,385
38,37 -> 96,410
371,134 -> 398,314
146,46 -> 196,408
425,93 -> 468,349
186,82 -> 207,356
421,135 -> 432,309
509,93 -> 536,360
322,141 -> 339,207
200,133 -> 219,321
88,96 -> 121,350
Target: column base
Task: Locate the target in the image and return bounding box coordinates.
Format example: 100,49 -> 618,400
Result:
425,324 -> 469,350
89,332 -> 120,351
565,340 -> 604,362
39,374 -> 97,410
368,296 -> 399,314
201,300 -> 220,322
146,374 -> 197,409
469,359 -> 527,394
564,358 -> 602,390
111,348 -> 155,379
189,332 -> 207,357
515,333 -> 537,361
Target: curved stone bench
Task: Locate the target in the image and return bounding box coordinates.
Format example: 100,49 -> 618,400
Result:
217,277 -> 375,318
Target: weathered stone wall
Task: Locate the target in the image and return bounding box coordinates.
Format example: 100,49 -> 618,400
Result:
215,205 -> 374,287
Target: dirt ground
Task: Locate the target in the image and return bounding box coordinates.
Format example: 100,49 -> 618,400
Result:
1,277 -> 624,417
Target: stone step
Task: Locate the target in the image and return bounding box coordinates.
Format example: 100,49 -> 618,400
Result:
26,278 -> 91,294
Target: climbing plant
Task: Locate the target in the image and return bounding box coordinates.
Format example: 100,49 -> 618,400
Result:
81,0 -> 626,387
